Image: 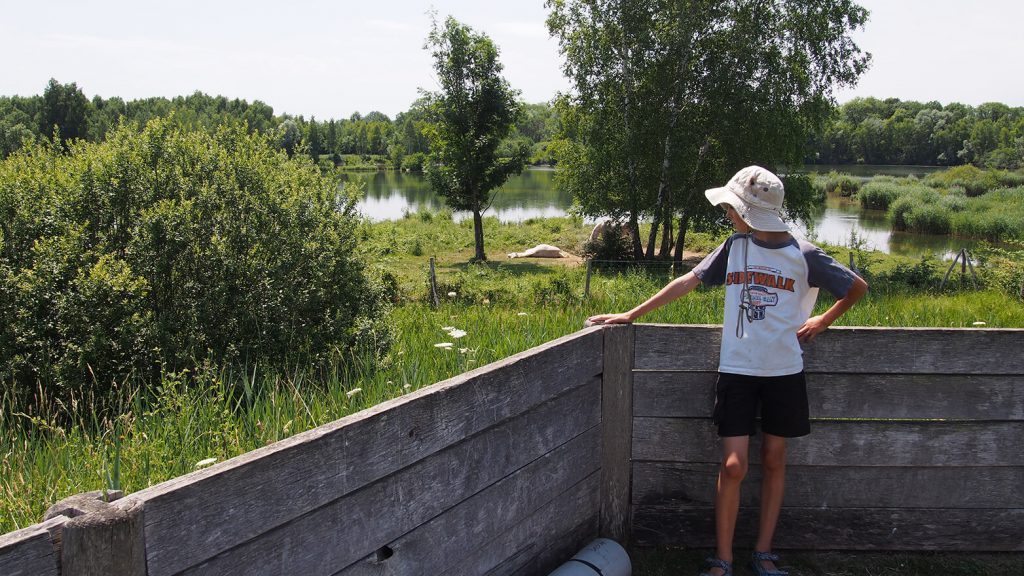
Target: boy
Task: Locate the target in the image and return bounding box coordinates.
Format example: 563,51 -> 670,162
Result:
588,166 -> 868,576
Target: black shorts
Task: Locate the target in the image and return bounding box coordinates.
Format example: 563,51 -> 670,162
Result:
712,371 -> 810,438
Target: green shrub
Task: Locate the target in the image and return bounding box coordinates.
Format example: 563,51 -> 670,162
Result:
0,119 -> 390,402
401,152 -> 426,172
821,171 -> 861,196
925,165 -> 1001,196
858,180 -> 903,210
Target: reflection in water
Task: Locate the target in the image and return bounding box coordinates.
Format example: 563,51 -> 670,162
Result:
798,193 -> 985,258
348,167 -> 992,257
345,167 -> 573,222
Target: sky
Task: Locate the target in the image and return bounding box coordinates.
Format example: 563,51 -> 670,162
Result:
2,0 -> 1022,121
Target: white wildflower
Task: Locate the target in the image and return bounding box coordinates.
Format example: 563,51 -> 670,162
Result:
517,312 -> 529,317
195,458 -> 217,469
346,388 -> 362,398
446,328 -> 467,339
447,291 -> 457,297
973,321 -> 987,326
434,342 -> 454,349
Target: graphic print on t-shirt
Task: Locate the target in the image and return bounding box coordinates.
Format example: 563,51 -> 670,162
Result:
725,264 -> 797,322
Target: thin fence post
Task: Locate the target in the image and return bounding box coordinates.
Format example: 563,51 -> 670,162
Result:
584,260 -> 593,298
961,249 -> 967,285
940,250 -> 960,290
429,257 -> 440,308
964,250 -> 978,289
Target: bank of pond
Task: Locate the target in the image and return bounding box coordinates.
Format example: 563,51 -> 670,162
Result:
348,165 -> 1024,258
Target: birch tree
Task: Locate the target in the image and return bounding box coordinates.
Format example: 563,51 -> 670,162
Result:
548,0 -> 871,259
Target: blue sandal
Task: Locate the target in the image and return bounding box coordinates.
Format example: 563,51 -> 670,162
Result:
698,556 -> 732,576
749,551 -> 789,576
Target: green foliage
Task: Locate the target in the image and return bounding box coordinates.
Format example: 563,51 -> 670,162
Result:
400,151 -> 426,172
547,0 -> 870,257
424,15 -> 528,261
820,171 -> 861,196
810,97 -> 1024,169
862,168 -> 1024,241
39,78 -> 90,146
857,179 -> 906,210
0,119 -> 389,402
923,164 -> 1018,196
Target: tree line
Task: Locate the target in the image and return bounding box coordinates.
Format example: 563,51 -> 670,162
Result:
0,79 -> 561,169
810,97 -> 1024,169
5,81 -> 1022,178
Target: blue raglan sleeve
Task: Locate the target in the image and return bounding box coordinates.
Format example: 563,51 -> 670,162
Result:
692,236 -> 734,286
799,240 -> 857,298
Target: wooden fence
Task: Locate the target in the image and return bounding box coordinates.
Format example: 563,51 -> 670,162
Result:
2,325 -> 1022,575
630,324 -> 1024,550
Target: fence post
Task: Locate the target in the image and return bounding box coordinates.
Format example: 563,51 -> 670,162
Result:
44,492 -> 146,576
584,260 -> 593,298
429,257 -> 440,308
600,324 -> 634,544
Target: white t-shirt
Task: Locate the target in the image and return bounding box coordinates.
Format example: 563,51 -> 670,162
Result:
692,234 -> 856,376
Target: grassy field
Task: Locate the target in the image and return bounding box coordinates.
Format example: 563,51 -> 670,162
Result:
3,211 -> 1024,576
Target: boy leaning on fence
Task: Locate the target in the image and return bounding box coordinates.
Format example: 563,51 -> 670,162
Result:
588,166 -> 868,576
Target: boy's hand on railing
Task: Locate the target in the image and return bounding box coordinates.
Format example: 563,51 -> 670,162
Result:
585,313 -> 633,327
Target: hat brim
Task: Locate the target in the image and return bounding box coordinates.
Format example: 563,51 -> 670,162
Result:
704,186 -> 789,232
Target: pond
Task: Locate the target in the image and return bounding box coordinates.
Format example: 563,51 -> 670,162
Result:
344,166 -> 983,258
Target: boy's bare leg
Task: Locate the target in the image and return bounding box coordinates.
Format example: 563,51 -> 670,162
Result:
755,433 -> 788,571
712,436 -> 750,574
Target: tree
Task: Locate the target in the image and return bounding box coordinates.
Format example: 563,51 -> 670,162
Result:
547,0 -> 871,260
423,16 -> 527,261
38,78 -> 90,146
308,116 -> 322,163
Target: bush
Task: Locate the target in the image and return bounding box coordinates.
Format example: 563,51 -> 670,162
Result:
925,165 -> 1001,197
858,180 -> 903,210
820,171 -> 861,196
401,152 -> 426,172
0,119 -> 390,401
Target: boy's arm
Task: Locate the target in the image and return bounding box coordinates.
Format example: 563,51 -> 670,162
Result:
588,271 -> 702,324
797,274 -> 868,342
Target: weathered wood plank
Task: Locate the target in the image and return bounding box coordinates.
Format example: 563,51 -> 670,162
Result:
334,429 -> 601,576
181,381 -> 601,575
439,477 -> 600,576
601,324 -> 634,542
634,324 -> 1024,374
132,328 -> 603,576
632,505 -> 1024,550
633,418 -> 1024,466
634,324 -> 719,371
0,516 -> 65,576
634,371 -> 1024,420
487,519 -> 599,576
632,462 -> 1024,508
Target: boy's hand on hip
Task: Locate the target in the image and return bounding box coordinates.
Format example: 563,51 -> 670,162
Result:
797,315 -> 829,342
